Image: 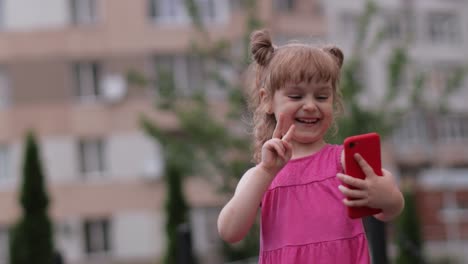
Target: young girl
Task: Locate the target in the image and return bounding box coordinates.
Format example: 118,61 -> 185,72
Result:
217,29 -> 404,263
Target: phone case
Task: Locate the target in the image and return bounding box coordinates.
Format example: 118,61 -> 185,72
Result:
343,132 -> 383,219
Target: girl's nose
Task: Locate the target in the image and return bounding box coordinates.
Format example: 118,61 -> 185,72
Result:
302,100 -> 317,111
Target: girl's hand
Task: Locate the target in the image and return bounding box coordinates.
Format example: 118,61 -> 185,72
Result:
258,115 -> 295,177
337,153 -> 404,220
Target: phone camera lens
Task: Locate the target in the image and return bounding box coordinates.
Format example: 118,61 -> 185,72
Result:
349,142 -> 355,148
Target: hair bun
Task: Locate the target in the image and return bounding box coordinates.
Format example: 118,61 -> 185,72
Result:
323,46 -> 344,68
250,29 -> 275,66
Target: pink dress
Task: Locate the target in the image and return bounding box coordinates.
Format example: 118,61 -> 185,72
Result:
259,144 -> 370,263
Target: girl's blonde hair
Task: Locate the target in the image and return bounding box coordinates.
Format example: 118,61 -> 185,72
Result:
246,29 -> 345,163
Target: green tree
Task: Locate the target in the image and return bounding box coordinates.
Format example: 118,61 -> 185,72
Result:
334,1 -> 465,263
9,132 -> 54,264
395,189 -> 425,264
329,1 -> 414,263
130,1 -> 262,262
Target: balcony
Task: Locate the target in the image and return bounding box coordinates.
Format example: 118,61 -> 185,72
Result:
391,112 -> 468,166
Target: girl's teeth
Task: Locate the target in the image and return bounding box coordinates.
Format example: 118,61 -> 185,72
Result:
297,119 -> 318,124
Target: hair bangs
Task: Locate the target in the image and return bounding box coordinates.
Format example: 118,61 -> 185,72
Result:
268,46 -> 340,90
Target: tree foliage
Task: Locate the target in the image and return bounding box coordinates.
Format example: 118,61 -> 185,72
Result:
9,132 -> 54,264
129,0 -> 264,262
395,190 -> 425,264
331,1 -> 404,143
329,1 -> 415,263
335,1 -> 465,263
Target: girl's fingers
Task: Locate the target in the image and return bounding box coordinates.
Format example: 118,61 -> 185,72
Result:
382,168 -> 392,177
272,140 -> 286,160
282,124 -> 295,143
269,115 -> 294,163
338,185 -> 367,199
354,153 -> 377,177
342,198 -> 369,207
337,173 -> 367,190
283,140 -> 292,154
272,114 -> 285,139
265,139 -> 286,160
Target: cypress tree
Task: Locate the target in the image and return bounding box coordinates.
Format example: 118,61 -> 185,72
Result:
395,189 -> 425,264
9,131 -> 54,264
128,0 -> 262,262
163,160 -> 189,264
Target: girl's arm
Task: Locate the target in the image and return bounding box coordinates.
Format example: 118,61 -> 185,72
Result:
217,165 -> 275,243
218,117 -> 295,243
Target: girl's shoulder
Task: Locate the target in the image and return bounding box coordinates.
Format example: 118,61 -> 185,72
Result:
325,143 -> 344,157
288,144 -> 343,165
316,144 -> 343,171
269,144 -> 344,188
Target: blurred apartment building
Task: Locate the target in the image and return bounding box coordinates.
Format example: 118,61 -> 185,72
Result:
0,0 -> 325,264
4,0 -> 466,263
325,0 -> 468,260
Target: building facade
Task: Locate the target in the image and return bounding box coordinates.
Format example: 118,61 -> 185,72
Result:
324,0 -> 468,261
0,0 -> 326,264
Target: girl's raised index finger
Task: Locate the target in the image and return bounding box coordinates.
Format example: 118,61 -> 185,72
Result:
282,124 -> 295,143
272,114 -> 285,139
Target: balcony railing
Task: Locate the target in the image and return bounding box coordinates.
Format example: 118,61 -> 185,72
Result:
392,112 -> 468,165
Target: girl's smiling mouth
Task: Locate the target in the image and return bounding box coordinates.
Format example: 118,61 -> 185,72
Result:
295,118 -> 320,124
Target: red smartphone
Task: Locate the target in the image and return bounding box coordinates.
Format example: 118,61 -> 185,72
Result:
343,132 -> 383,219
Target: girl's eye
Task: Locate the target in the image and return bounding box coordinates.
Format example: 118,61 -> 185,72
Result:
288,95 -> 302,99
316,96 -> 329,100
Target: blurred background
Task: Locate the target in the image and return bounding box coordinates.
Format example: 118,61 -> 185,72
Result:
0,0 -> 467,264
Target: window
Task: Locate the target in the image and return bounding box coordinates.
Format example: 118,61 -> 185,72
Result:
312,1 -> 323,16
185,56 -> 204,92
229,0 -> 244,11
439,190 -> 468,241
78,139 -> 106,176
0,145 -> 10,181
273,0 -> 295,12
154,55 -> 176,88
457,192 -> 468,211
428,65 -> 463,99
73,62 -> 101,102
438,115 -> 468,143
83,218 -> 111,255
154,55 -> 204,95
0,67 -> 10,108
427,12 -> 461,44
385,13 -> 403,40
153,55 -> 177,99
149,0 -> 228,24
393,112 -> 429,144
70,0 -> 98,25
197,0 -> 216,23
149,0 -> 187,24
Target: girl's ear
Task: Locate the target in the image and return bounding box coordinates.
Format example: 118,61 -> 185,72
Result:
260,88 -> 273,114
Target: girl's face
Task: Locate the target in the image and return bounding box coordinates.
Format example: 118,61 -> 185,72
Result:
269,80 -> 334,144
